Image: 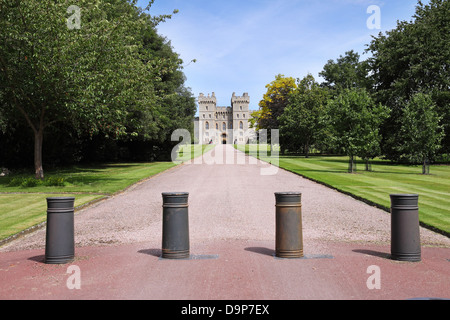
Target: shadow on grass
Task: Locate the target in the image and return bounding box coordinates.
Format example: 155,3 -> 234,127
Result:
57,163 -> 138,173
281,168 -> 347,174
279,158 -> 426,175
0,162 -> 164,191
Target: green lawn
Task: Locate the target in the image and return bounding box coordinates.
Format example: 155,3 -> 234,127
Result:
0,144 -> 212,242
236,144 -> 450,236
177,144 -> 216,162
0,193 -> 103,241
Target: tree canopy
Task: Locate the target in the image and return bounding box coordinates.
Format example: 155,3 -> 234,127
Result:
395,92 -> 445,174
279,74 -> 329,157
0,0 -> 196,177
367,0 -> 450,157
325,88 -> 389,173
256,74 -> 297,131
256,0 -> 449,174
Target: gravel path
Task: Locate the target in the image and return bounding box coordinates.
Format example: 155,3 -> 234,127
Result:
1,145 -> 449,253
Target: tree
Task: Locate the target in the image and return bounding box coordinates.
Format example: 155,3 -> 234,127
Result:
249,109 -> 262,130
395,93 -> 445,174
367,0 -> 450,157
256,74 -> 297,131
279,74 -> 329,157
356,104 -> 390,171
0,0 -> 179,178
120,16 -> 196,161
319,50 -> 371,95
326,88 -> 389,173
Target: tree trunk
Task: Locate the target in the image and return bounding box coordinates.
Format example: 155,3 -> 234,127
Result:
365,158 -> 372,171
422,157 -> 429,175
34,129 -> 44,180
348,155 -> 356,173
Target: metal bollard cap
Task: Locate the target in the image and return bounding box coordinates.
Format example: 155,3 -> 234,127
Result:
390,194 -> 419,207
46,197 -> 75,210
275,192 -> 302,204
162,192 -> 189,206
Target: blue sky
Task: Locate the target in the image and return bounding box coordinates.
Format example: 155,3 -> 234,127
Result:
137,0 -> 423,112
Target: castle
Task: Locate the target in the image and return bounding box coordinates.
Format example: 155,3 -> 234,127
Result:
196,92 -> 255,145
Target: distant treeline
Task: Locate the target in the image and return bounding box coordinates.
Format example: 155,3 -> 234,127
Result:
252,0 -> 449,173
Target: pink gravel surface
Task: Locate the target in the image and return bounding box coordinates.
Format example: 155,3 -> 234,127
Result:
2,145 -> 448,251
0,145 -> 449,301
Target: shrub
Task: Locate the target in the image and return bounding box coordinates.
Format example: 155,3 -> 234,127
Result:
20,177 -> 41,188
8,175 -> 65,188
8,177 -> 23,187
44,176 -> 65,186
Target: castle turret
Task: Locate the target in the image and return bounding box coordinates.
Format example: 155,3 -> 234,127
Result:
198,93 -> 217,144
232,93 -> 250,144
197,92 -> 252,145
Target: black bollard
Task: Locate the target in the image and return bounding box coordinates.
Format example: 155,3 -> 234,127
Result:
162,192 -> 190,259
275,192 -> 303,258
45,197 -> 75,264
390,194 -> 421,262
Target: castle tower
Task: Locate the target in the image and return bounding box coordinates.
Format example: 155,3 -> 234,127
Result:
197,92 -> 252,145
198,93 -> 217,144
231,92 -> 250,144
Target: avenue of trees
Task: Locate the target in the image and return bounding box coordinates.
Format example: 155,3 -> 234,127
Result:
254,0 -> 449,174
0,0 -> 196,179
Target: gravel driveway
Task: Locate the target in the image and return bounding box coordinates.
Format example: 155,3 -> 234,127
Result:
2,145 -> 449,252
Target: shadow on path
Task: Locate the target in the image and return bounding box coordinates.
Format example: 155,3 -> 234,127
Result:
352,249 -> 391,259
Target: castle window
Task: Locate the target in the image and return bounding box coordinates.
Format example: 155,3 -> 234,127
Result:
222,123 -> 226,131
203,114 -> 205,119
240,106 -> 242,111
209,114 -> 212,118
237,114 -> 240,118
206,106 -> 208,111
239,121 -> 243,130
229,123 -> 233,129
216,123 -> 219,130
205,122 -> 210,130
243,114 -> 246,118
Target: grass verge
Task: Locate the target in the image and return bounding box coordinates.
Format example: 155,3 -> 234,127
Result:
0,144 -> 211,242
236,144 -> 450,236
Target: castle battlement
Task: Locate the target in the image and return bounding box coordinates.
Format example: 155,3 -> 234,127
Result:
231,92 -> 250,104
197,92 -> 254,145
198,92 -> 217,104
216,107 -> 232,113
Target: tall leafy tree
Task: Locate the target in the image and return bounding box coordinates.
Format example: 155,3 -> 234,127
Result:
119,12 -> 196,160
319,50 -> 371,95
356,105 -> 390,171
256,74 -> 297,131
326,88 -> 389,173
0,0 -> 180,177
395,93 -> 445,174
279,74 -> 329,157
367,0 -> 450,157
